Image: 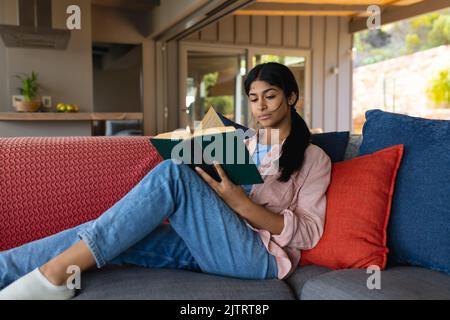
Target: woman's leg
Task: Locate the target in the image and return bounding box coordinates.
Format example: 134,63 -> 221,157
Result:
73,159 -> 276,281
0,159 -> 194,289
0,158 -> 189,289
102,160 -> 277,280
109,223 -> 201,272
1,159 -> 276,291
0,221 -> 93,289
0,222 -> 198,292
154,161 -> 278,280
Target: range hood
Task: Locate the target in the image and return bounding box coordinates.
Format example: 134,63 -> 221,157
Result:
0,0 -> 71,50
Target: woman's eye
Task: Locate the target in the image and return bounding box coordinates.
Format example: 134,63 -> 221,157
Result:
250,100 -> 257,103
266,96 -> 275,99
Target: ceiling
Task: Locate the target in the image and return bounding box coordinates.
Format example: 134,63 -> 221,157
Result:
234,0 -> 427,17
91,0 -> 160,11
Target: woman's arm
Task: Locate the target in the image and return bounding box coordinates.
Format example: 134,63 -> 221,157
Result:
270,148 -> 331,250
197,147 -> 331,249
233,197 -> 284,235
195,162 -> 284,235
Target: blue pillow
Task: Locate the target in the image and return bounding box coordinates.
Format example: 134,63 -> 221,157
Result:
217,112 -> 349,162
359,109 -> 450,275
311,131 -> 349,163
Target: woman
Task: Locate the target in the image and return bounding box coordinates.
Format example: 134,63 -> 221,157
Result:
0,62 -> 331,300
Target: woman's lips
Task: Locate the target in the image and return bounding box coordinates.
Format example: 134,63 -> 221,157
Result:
258,114 -> 271,120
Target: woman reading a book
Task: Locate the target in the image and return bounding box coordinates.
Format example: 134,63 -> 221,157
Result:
0,62 -> 331,300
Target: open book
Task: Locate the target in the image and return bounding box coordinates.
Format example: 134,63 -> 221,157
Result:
150,107 -> 263,185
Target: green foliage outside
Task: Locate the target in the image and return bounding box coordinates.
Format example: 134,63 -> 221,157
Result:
253,54 -> 286,65
205,96 -> 234,116
202,72 -> 234,116
354,9 -> 450,67
427,69 -> 450,107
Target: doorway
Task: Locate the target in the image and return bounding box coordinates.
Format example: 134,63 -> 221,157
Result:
179,43 -> 311,129
92,42 -> 143,136
179,44 -> 247,130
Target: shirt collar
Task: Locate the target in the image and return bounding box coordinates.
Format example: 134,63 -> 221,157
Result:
244,129 -> 286,163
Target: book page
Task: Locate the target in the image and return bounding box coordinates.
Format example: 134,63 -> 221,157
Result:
191,126 -> 235,138
153,106 -> 228,140
153,126 -> 236,140
196,106 -> 225,131
153,130 -> 191,140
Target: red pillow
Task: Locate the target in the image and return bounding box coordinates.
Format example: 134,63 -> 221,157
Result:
300,144 -> 404,270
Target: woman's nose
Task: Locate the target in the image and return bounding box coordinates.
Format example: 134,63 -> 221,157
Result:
257,100 -> 267,110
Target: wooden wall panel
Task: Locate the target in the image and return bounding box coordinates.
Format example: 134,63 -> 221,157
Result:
298,16 -> 311,48
283,16 -> 297,47
219,15 -> 235,43
235,15 -> 251,44
251,16 -> 267,45
200,23 -> 217,42
182,15 -> 353,132
267,16 -> 282,46
338,17 -> 353,132
324,16 -> 339,132
311,16 -> 325,129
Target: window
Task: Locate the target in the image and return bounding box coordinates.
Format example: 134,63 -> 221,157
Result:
248,48 -> 311,127
252,54 -> 307,120
180,44 -> 247,130
352,8 -> 450,134
180,44 -> 311,129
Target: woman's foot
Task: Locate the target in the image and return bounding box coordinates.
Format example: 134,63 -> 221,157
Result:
0,268 -> 75,300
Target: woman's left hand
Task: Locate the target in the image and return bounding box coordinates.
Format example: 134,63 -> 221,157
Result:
195,161 -> 250,212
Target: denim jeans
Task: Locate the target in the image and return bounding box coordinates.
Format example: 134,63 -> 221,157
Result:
0,160 -> 278,289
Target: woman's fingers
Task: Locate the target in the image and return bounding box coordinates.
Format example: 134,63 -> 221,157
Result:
213,161 -> 229,182
195,166 -> 219,191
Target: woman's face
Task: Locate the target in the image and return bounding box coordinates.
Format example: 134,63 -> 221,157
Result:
248,80 -> 293,129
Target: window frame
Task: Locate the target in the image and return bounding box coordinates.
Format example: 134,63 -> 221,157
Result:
179,41 -> 312,128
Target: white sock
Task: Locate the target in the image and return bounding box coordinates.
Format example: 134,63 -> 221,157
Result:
0,268 -> 75,300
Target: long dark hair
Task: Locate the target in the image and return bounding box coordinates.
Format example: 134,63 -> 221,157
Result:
244,62 -> 311,182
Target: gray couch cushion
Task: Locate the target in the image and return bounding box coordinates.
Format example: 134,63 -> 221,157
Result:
301,266 -> 450,300
285,265 -> 332,299
74,265 -> 295,300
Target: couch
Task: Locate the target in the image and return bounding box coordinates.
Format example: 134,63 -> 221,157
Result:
1,134 -> 449,300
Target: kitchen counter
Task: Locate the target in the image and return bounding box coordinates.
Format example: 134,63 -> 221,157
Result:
0,112 -> 144,137
0,112 -> 143,121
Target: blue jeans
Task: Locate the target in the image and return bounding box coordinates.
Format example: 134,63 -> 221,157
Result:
0,160 -> 277,289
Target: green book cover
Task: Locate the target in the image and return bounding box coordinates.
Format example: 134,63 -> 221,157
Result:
150,131 -> 264,185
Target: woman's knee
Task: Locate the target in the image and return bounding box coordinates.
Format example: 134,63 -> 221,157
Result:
156,159 -> 184,173
157,159 -> 199,180
147,159 -> 181,180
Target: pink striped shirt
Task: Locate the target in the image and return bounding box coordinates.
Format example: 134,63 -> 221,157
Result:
244,133 -> 332,279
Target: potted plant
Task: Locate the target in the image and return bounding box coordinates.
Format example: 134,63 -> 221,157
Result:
14,71 -> 42,112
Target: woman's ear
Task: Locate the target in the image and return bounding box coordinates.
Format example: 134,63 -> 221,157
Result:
288,93 -> 297,106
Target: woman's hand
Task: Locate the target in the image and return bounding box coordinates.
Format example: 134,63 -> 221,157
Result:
196,161 -> 284,234
195,161 -> 250,213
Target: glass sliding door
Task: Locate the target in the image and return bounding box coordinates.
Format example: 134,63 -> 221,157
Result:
180,45 -> 247,130
180,44 -> 311,129
248,49 -> 311,127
